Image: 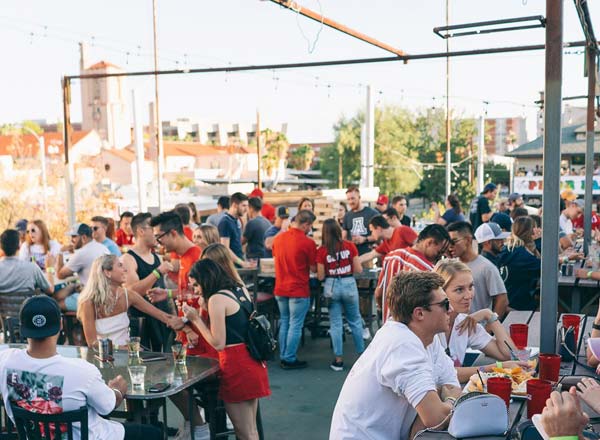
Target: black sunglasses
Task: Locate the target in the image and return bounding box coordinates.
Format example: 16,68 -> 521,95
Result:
27,229 -> 37,234
154,229 -> 172,243
426,298 -> 451,311
92,226 -> 101,231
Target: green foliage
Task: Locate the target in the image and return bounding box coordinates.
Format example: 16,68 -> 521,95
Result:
261,129 -> 289,176
289,144 -> 315,170
320,114 -> 362,187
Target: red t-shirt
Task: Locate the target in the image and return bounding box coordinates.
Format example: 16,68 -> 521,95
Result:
115,229 -> 134,247
572,212 -> 600,230
316,241 -> 358,277
262,202 -> 276,223
375,226 -> 417,256
168,226 -> 195,283
178,244 -> 202,293
273,228 -> 317,298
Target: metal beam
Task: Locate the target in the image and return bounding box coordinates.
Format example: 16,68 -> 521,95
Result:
540,0 -> 563,354
584,48 -> 597,254
61,77 -> 76,227
434,15 -> 545,39
267,0 -> 406,57
64,40 -> 594,81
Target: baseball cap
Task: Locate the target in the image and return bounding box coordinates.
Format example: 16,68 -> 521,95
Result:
561,189 -> 577,201
276,206 -> 290,219
376,195 -> 389,205
508,193 -> 521,203
483,183 -> 497,193
572,199 -> 585,209
15,219 -> 28,233
474,222 -> 511,244
490,213 -> 513,232
67,223 -> 92,237
20,295 -> 61,339
249,188 -> 264,198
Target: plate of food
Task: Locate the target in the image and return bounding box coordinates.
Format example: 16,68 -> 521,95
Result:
465,363 -> 537,398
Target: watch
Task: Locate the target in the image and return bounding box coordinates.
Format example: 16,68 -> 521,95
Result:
480,312 -> 499,327
592,322 -> 600,331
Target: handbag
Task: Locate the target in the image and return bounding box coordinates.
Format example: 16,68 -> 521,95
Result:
215,289 -> 277,361
447,392 -> 509,438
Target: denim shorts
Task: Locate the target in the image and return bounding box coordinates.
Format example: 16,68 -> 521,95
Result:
64,293 -> 80,312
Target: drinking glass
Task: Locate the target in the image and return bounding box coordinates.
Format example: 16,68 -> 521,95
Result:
128,337 -> 141,359
527,379 -> 552,419
487,377 -> 512,407
172,343 -> 187,365
562,315 -> 581,344
509,324 -> 529,349
128,365 -> 146,391
538,353 -> 561,382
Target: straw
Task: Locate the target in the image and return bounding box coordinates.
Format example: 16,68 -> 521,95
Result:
477,369 -> 486,392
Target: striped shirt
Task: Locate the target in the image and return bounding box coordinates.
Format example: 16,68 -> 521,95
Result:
378,247 -> 435,322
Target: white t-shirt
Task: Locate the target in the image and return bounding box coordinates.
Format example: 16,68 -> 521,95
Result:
0,348 -> 124,440
19,240 -> 62,271
435,314 -> 493,366
65,241 -> 110,285
467,255 -> 507,313
330,321 -> 458,440
560,213 -> 573,235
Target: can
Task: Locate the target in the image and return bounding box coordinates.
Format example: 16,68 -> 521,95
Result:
97,338 -> 113,361
566,264 -> 574,277
561,264 -> 568,276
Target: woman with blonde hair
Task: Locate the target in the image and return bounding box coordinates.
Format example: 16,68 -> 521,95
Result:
19,219 -> 61,271
192,224 -> 220,250
497,216 -> 541,310
77,254 -> 184,347
433,259 -> 519,383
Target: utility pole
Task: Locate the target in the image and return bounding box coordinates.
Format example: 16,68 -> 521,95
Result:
152,0 -> 165,210
132,89 -> 147,212
445,0 -> 452,197
256,110 -> 262,189
62,78 -> 76,227
477,115 -> 485,193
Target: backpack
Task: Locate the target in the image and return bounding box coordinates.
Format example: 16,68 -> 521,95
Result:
217,288 -> 277,361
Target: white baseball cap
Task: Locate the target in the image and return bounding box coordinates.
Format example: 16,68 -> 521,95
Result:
474,222 -> 510,244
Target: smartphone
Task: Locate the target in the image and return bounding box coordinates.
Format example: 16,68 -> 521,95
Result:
149,383 -> 170,393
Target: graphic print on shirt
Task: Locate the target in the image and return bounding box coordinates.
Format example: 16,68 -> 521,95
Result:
326,249 -> 352,276
350,218 -> 368,236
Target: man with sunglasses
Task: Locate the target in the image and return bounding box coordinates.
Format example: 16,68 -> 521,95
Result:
331,271 -> 460,440
376,224 -> 451,321
91,216 -> 121,256
447,221 -> 508,317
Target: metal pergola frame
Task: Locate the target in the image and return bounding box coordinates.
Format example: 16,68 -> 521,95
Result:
60,3 -> 598,352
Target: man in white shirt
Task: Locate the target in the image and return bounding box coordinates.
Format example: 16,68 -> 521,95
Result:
0,295 -> 162,440
330,271 -> 461,440
56,223 -> 109,311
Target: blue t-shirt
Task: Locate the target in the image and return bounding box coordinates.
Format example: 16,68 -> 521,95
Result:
102,238 -> 121,256
442,208 -> 465,225
263,226 -> 281,258
218,213 -> 243,259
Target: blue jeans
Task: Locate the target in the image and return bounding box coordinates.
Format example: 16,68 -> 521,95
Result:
276,296 -> 310,363
325,277 -> 364,358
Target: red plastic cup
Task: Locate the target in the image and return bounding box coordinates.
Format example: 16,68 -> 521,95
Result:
538,353 -> 561,382
527,379 -> 552,419
487,377 -> 512,407
510,324 -> 529,349
562,314 -> 581,344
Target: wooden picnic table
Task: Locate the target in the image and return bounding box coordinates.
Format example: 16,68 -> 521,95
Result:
559,274 -> 600,314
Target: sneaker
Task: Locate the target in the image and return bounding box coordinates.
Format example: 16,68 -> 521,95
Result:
362,327 -> 371,340
280,359 -> 308,370
330,360 -> 344,372
226,414 -> 234,431
193,423 -> 210,440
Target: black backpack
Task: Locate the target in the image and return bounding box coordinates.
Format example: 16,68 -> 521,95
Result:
217,289 -> 277,361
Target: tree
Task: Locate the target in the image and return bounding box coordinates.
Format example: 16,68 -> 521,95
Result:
259,129 -> 290,181
320,114 -> 362,188
288,144 -> 315,170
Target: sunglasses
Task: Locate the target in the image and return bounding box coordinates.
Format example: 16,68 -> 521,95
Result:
426,298 -> 451,311
27,229 -> 37,234
92,226 -> 102,231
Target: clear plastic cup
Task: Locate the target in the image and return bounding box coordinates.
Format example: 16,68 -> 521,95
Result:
128,337 -> 141,358
128,365 -> 146,391
172,343 -> 187,365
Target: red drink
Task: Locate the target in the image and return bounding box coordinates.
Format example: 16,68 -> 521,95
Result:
538,353 -> 561,382
509,324 -> 529,349
527,379 -> 552,419
487,377 -> 512,407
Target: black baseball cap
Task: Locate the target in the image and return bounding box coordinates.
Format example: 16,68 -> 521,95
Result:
277,206 -> 290,219
67,223 -> 92,237
20,295 -> 61,339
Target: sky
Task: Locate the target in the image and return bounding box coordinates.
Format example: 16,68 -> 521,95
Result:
0,0 -> 597,144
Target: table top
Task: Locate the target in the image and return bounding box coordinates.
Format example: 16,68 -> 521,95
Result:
559,275 -> 599,288
0,344 -> 219,400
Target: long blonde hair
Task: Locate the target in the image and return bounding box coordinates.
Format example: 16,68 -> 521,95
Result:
506,216 -> 539,256
433,259 -> 471,290
201,243 -> 243,284
199,224 -> 220,246
77,254 -> 117,319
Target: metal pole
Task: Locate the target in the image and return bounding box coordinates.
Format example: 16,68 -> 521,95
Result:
256,110 -> 262,190
584,47 -> 597,255
539,0 -> 563,354
62,77 -> 76,227
445,0 -> 452,197
366,85 -> 375,188
477,115 -> 485,193
152,0 -> 165,211
132,89 -> 147,212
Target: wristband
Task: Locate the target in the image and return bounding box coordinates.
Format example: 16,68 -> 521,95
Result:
46,267 -> 56,274
152,269 -> 161,279
588,271 -> 594,279
182,317 -> 190,325
496,361 -> 503,369
443,396 -> 456,405
167,289 -> 173,299
592,322 -> 600,331
549,437 -> 579,440
112,388 -> 123,400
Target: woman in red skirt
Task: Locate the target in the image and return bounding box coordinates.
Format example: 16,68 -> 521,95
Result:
183,259 -> 270,440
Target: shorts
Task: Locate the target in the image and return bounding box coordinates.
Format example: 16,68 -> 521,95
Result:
64,293 -> 80,311
218,344 -> 271,403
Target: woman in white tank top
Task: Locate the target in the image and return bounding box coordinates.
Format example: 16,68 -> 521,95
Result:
77,254 -> 184,348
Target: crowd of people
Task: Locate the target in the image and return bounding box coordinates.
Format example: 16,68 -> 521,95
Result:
1,181 -> 600,440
